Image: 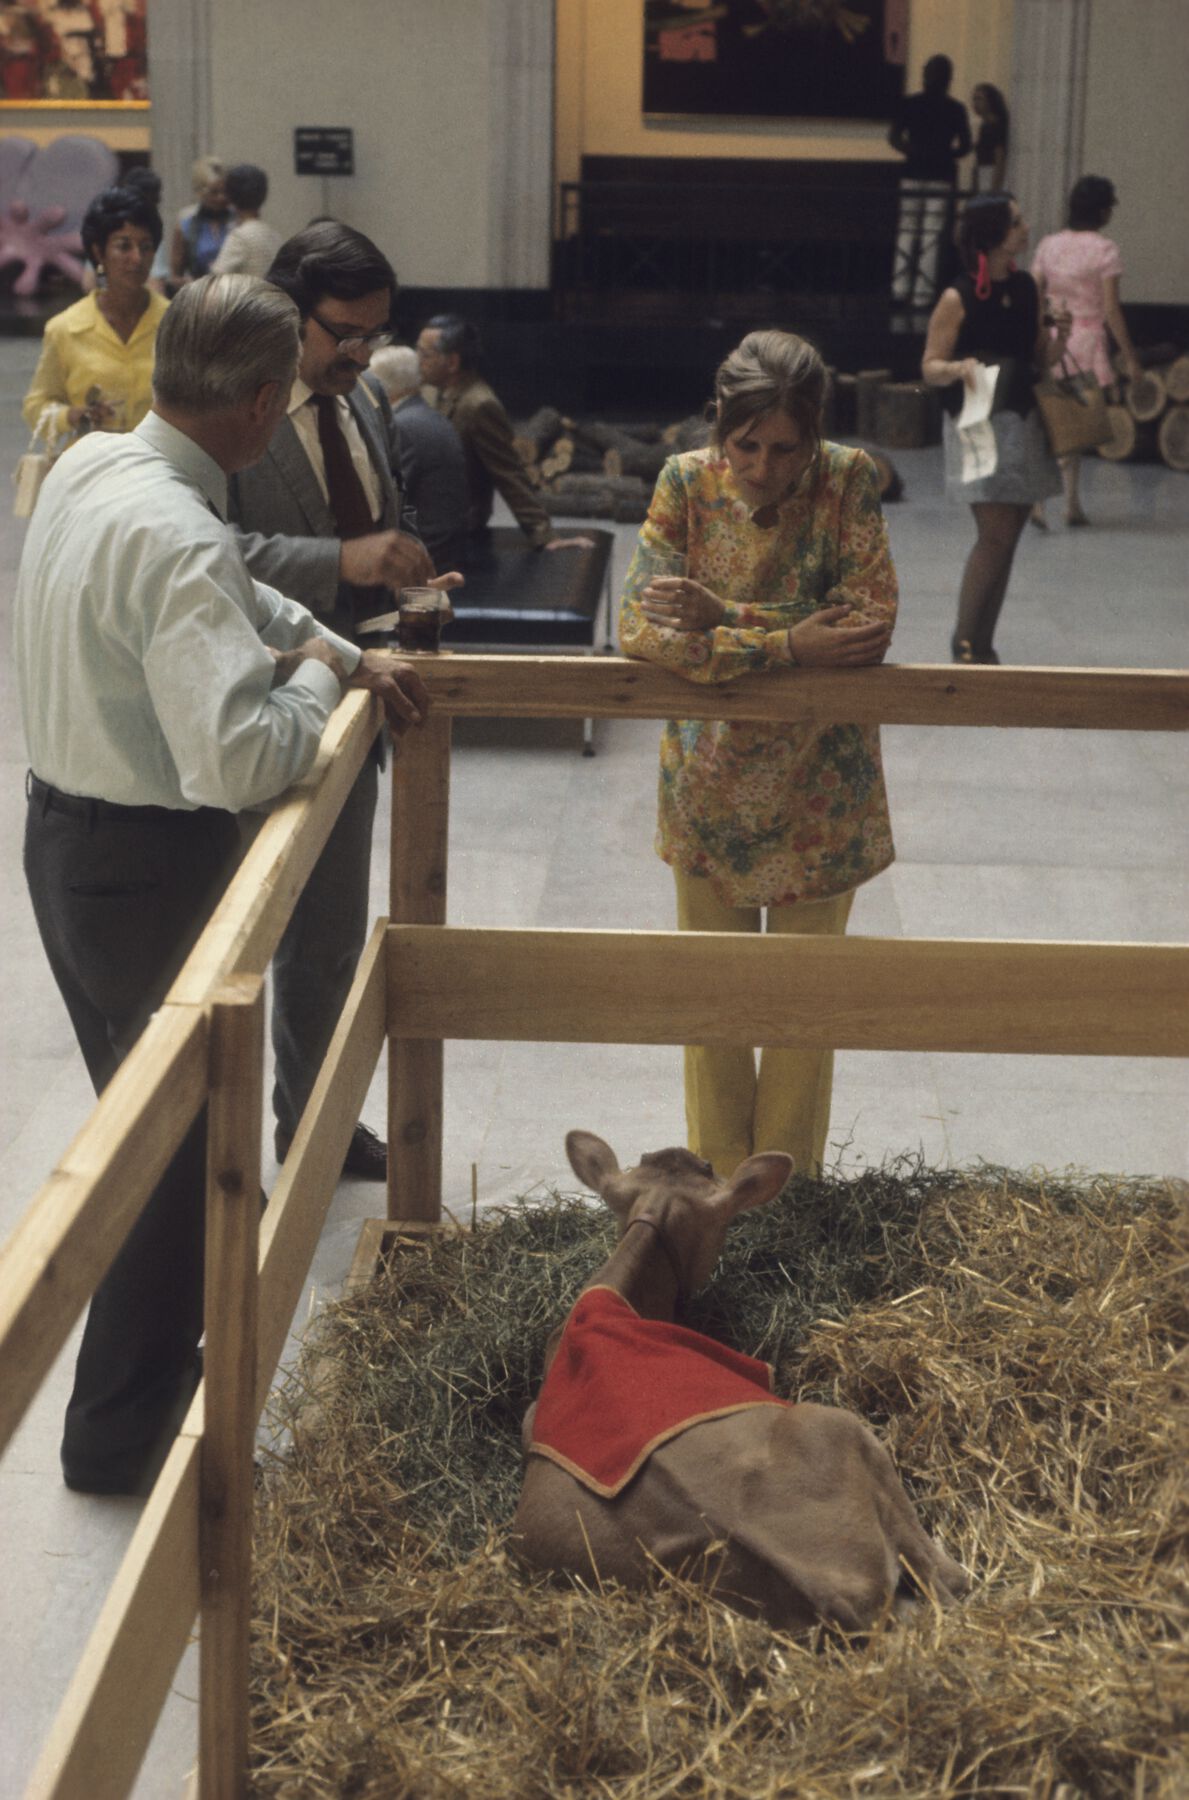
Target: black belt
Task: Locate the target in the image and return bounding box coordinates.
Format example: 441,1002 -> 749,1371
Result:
26,772 -> 202,826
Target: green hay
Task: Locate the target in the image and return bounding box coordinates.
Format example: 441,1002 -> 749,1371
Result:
249,1163 -> 1187,1798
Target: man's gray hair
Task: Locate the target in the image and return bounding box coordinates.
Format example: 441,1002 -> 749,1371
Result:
368,343 -> 420,401
153,273 -> 300,414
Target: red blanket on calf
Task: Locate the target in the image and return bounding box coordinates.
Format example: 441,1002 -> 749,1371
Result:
527,1285 -> 788,1497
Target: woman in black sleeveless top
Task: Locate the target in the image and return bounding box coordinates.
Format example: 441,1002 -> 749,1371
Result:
922,194 -> 1072,662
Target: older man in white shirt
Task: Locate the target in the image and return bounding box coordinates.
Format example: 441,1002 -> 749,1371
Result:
15,273 -> 429,1495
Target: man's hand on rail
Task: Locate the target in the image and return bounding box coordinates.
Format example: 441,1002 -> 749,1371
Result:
268,638 -> 352,687
348,649 -> 432,736
787,606 -> 892,668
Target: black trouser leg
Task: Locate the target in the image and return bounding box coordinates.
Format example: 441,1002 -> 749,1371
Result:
270,757 -> 378,1144
23,794 -> 238,1490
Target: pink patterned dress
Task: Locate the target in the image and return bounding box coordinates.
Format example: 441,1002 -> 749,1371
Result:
1030,229 -> 1123,386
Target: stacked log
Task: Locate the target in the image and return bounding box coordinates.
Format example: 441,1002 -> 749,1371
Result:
855,369 -> 891,441
537,471 -> 654,522
873,381 -> 942,449
1156,406 -> 1189,472
1095,343 -> 1189,470
827,371 -> 858,436
1097,404 -> 1158,463
1166,356 -> 1189,404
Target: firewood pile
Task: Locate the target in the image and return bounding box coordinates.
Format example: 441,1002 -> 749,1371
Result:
511,409 -> 711,522
1099,343 -> 1189,469
512,398 -> 906,518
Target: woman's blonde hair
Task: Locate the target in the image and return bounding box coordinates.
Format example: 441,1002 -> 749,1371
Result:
712,330 -> 829,459
190,155 -> 225,197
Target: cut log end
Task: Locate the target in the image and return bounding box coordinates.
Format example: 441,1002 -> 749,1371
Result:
1156,404 -> 1189,472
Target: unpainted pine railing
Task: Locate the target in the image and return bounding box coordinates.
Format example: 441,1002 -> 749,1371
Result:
0,655 -> 1185,1798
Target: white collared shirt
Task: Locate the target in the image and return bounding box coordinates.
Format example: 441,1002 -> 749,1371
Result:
14,411 -> 360,811
287,376 -> 383,522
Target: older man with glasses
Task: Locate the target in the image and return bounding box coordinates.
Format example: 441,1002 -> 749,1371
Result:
228,221 -> 460,1183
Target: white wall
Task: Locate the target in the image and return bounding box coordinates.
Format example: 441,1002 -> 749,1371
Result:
1082,0 -> 1189,306
207,1 -> 494,287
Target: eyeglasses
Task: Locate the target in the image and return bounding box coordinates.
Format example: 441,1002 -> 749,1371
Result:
310,312 -> 393,356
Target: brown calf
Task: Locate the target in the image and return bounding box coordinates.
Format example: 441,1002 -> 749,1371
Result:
511,1132 -> 967,1633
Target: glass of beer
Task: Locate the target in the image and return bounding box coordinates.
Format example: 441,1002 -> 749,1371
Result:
397,588 -> 446,652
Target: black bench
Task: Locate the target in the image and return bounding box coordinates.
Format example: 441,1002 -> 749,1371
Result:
446,527 -> 616,754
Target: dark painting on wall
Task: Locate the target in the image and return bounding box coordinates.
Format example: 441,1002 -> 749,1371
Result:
0,2 -> 148,105
643,1 -> 907,123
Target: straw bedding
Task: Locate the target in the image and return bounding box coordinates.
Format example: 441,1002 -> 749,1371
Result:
249,1163 -> 1187,1797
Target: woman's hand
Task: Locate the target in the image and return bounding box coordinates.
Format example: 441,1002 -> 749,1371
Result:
788,605 -> 892,667
1043,304 -> 1074,365
641,576 -> 726,632
67,398 -> 118,432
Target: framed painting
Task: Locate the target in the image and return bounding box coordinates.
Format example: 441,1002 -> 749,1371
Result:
0,1 -> 148,106
643,0 -> 907,123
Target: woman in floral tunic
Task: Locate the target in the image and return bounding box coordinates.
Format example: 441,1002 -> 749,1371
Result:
619,330 -> 898,1178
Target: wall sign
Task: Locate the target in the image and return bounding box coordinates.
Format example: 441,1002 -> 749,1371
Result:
294,128 -> 355,177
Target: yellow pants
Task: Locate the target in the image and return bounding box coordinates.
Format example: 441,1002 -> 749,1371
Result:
673,868 -> 855,1179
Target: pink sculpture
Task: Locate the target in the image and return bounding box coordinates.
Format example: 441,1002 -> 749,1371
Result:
0,133 -> 117,295
0,199 -> 85,294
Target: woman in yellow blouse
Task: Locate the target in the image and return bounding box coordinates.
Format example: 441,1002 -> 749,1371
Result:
22,186 -> 168,442
619,330 -> 897,1178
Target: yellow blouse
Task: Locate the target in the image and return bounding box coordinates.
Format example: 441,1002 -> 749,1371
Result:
21,291 -> 169,442
619,443 -> 898,908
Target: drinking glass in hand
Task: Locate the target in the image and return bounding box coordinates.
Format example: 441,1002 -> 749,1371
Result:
640,547 -> 688,584
397,588 -> 446,652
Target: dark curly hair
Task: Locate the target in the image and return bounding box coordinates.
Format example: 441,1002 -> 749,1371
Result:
956,192 -> 1015,272
1068,175 -> 1116,230
81,186 -> 163,268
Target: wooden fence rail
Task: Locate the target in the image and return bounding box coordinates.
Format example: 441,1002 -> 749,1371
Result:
1,656 -> 1185,1796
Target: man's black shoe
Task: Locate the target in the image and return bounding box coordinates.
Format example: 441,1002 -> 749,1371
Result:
274,1121 -> 388,1182
341,1122 -> 388,1181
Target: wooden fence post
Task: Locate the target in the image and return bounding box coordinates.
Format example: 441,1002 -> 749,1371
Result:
198,976 -> 264,1800
389,710 -> 452,1222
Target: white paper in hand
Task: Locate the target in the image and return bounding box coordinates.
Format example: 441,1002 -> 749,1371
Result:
956,362 -> 998,482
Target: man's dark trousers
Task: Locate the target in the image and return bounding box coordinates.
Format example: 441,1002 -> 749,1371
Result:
24,780 -> 239,1491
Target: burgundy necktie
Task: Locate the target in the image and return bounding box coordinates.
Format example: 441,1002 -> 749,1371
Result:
313,394 -> 375,540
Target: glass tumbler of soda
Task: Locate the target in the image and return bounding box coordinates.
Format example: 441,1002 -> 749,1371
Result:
397,588 -> 446,652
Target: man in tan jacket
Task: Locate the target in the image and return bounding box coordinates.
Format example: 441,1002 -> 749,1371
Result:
417,312 -> 556,549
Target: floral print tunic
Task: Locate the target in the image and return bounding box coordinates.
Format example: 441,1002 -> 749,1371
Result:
619,443 -> 898,908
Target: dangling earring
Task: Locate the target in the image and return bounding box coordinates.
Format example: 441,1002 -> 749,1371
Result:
975,253 -> 992,301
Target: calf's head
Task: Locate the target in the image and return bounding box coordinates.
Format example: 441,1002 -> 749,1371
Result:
565,1131 -> 793,1297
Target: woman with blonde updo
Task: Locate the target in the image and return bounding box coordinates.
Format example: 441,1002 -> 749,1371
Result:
168,154 -> 231,289
619,329 -> 898,1177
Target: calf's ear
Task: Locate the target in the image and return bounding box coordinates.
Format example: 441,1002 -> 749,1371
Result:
723,1151 -> 794,1215
565,1130 -> 620,1195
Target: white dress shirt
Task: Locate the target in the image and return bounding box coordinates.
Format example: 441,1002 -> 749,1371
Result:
14,411 -> 361,812
287,376 -> 383,522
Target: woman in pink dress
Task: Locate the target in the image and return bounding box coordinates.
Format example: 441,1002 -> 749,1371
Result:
1030,175 -> 1142,527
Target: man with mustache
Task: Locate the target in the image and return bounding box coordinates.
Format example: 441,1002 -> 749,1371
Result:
229,221 -> 458,1182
